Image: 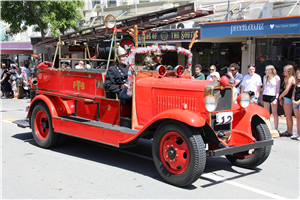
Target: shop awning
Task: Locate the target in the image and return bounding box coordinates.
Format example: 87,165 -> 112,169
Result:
0,42 -> 33,54
199,15 -> 300,42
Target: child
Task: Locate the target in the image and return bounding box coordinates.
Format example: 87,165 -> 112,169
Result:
11,76 -> 17,99
210,71 -> 220,82
192,64 -> 205,80
291,68 -> 300,140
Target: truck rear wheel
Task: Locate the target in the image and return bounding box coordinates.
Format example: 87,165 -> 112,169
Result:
152,122 -> 206,187
31,102 -> 60,148
226,116 -> 272,169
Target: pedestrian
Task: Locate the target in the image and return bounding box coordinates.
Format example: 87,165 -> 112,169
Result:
227,63 -> 243,94
291,68 -> 300,140
22,67 -> 29,99
261,65 -> 281,132
279,65 -> 295,137
25,63 -> 31,77
206,65 -> 217,80
241,64 -> 262,104
0,63 -> 11,98
11,76 -> 17,99
16,67 -> 24,99
0,62 -> 3,96
192,64 -> 205,80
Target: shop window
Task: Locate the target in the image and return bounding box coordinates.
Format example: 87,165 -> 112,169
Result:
255,38 -> 300,81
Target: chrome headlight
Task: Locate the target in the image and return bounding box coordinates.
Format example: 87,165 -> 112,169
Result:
205,95 -> 217,112
239,93 -> 250,108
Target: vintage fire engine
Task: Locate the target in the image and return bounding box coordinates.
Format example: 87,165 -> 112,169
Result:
13,4 -> 273,187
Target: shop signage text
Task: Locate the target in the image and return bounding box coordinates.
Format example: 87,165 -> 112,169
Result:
201,16 -> 300,38
138,29 -> 201,42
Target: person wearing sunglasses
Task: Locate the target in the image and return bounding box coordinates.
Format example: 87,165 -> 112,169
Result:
241,64 -> 262,104
226,63 -> 243,94
206,65 -> 217,80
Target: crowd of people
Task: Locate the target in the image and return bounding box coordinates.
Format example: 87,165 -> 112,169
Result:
193,62 -> 300,140
1,62 -> 31,99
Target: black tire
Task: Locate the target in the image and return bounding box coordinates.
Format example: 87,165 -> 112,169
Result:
152,121 -> 206,187
226,116 -> 272,169
31,102 -> 60,148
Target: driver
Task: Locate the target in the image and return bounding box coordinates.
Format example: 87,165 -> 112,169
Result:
104,45 -> 129,99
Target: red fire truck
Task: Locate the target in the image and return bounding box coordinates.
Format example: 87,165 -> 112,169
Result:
13,4 -> 273,187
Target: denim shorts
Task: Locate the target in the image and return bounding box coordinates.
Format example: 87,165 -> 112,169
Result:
283,97 -> 292,104
293,104 -> 300,109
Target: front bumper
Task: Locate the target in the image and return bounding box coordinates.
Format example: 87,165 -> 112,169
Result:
206,139 -> 274,157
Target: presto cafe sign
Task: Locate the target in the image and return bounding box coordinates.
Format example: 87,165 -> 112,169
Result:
201,16 -> 300,38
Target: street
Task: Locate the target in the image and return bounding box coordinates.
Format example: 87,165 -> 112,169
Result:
1,99 -> 299,199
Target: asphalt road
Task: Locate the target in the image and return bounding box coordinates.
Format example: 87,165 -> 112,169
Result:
1,99 -> 299,199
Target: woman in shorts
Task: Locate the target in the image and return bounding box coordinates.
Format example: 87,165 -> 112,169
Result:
261,65 -> 281,132
279,65 -> 295,137
291,68 -> 300,140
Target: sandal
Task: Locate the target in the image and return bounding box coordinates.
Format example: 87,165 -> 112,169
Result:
280,131 -> 293,137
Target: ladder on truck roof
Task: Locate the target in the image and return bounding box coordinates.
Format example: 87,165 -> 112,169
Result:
35,3 -> 214,48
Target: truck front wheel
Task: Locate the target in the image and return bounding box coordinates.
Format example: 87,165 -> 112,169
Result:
152,122 -> 206,187
31,102 -> 60,148
226,116 -> 272,169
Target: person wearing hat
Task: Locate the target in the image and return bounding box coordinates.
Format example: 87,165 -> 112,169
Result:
104,45 -> 129,99
210,71 -> 220,82
152,49 -> 163,69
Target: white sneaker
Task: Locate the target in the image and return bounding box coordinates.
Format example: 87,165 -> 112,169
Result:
290,134 -> 300,140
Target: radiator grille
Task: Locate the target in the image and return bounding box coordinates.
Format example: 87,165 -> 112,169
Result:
213,88 -> 232,111
157,95 -> 197,113
211,88 -> 233,133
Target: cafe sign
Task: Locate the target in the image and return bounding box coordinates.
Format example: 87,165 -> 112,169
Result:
138,29 -> 201,42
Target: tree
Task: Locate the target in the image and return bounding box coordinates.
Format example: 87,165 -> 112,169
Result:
1,1 -> 85,61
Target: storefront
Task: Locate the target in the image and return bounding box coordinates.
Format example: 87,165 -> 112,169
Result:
0,42 -> 35,68
199,15 -> 300,79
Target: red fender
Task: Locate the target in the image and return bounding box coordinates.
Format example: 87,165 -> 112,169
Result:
120,109 -> 205,144
26,95 -> 71,123
229,103 -> 270,146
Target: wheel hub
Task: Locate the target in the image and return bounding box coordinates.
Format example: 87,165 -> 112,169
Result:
168,147 -> 177,159
41,118 -> 48,129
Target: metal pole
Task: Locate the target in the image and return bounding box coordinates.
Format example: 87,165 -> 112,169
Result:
106,31 -> 115,69
227,0 -> 230,21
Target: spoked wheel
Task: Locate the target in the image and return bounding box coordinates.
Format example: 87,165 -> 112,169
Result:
152,121 -> 206,187
31,102 -> 60,148
226,116 -> 272,169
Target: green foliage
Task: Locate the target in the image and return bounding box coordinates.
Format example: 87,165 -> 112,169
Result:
0,1 -> 84,39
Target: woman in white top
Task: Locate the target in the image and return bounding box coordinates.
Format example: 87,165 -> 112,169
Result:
261,65 -> 280,131
241,64 -> 262,104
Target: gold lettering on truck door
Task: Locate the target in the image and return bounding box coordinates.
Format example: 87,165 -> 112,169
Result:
73,80 -> 85,91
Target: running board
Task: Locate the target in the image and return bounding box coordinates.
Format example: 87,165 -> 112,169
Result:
12,119 -> 30,128
54,115 -> 138,135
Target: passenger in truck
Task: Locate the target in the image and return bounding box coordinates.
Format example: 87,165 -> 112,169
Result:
104,45 -> 131,102
152,49 -> 163,69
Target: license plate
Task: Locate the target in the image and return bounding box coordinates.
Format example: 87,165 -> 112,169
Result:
216,112 -> 233,125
